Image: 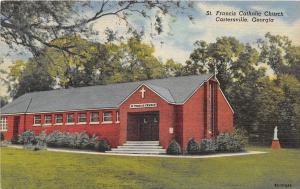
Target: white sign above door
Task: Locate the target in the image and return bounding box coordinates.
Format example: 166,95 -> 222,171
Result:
129,103 -> 157,109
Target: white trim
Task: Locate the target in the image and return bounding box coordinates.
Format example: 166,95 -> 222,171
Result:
33,124 -> 41,127
44,114 -> 52,125
66,113 -> 75,124
102,111 -> 113,123
213,77 -> 234,113
77,122 -> 87,125
33,115 -> 42,125
90,112 -> 100,123
43,124 -> 52,126
116,111 -> 120,122
118,84 -> 175,107
78,113 -> 87,123
90,122 -> 99,124
66,122 -> 74,125
0,116 -> 8,131
101,121 -> 113,124
55,114 -> 63,125
1,107 -> 117,116
179,74 -> 214,105
219,88 -> 235,113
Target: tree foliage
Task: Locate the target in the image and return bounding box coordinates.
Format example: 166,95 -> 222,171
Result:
258,32 -> 300,80
7,35 -> 182,97
185,33 -> 300,147
4,30 -> 300,148
1,1 -> 193,57
184,37 -> 244,91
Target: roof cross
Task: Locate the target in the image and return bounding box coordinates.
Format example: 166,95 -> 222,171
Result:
140,87 -> 146,99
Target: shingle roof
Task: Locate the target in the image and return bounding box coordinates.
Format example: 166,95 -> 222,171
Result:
1,74 -> 213,114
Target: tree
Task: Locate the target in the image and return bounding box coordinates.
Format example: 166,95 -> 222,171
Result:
0,96 -> 8,108
7,35 -> 177,98
276,75 -> 300,147
8,58 -> 55,98
41,35 -> 113,88
1,1 -> 193,57
105,37 -> 167,82
258,32 -> 300,80
184,37 -> 244,92
227,45 -> 266,134
164,59 -> 183,77
253,78 -> 284,145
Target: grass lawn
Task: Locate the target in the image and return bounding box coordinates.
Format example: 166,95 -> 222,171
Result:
1,146 -> 300,189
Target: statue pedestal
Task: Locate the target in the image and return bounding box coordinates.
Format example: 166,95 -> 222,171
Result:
271,140 -> 281,149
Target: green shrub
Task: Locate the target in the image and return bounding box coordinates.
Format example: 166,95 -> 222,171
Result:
18,130 -> 47,150
187,138 -> 200,155
233,128 -> 248,147
78,132 -> 90,149
46,131 -> 96,149
35,131 -> 47,150
18,130 -> 37,146
46,131 -> 64,147
200,139 -> 217,153
167,139 -> 181,155
87,134 -> 98,150
216,130 -> 246,153
95,139 -> 111,152
65,132 -> 77,148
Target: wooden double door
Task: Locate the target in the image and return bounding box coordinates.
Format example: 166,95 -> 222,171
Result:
127,112 -> 159,141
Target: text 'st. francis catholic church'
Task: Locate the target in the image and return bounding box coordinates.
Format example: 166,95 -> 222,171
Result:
1,74 -> 234,150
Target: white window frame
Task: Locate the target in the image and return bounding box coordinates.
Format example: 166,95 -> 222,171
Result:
55,114 -> 63,125
44,115 -> 52,126
78,113 -> 87,124
66,113 -> 75,125
33,115 -> 41,126
116,111 -> 120,123
102,111 -> 112,124
0,117 -> 8,131
90,112 -> 99,124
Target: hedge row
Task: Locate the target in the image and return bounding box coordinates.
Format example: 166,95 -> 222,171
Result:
17,130 -> 111,152
167,129 -> 247,155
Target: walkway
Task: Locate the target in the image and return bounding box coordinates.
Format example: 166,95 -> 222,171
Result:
6,144 -> 267,159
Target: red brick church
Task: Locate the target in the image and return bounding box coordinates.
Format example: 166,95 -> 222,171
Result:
0,74 -> 233,150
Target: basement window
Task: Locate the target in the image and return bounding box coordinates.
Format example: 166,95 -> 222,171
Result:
0,117 -> 7,131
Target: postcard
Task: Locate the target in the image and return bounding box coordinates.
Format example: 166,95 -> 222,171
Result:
0,1 -> 299,189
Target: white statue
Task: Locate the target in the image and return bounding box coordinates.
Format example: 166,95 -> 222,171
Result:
273,126 -> 278,140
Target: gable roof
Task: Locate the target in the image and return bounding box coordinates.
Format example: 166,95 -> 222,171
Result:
1,74 -> 213,114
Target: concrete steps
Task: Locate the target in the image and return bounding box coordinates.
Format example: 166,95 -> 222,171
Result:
110,141 -> 166,154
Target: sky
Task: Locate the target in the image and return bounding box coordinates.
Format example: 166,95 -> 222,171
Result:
1,1 -> 300,96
